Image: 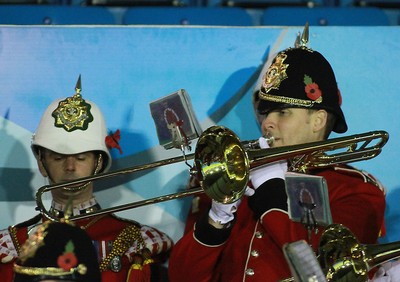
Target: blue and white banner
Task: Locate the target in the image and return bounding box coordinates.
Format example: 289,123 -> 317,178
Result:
0,26 -> 399,243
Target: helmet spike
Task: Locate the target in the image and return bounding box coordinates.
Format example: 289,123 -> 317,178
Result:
294,32 -> 301,48
301,22 -> 309,47
75,74 -> 82,96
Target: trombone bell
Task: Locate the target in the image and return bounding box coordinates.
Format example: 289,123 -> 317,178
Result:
193,126 -> 250,204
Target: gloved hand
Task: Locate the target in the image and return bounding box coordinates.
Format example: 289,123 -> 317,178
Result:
370,260 -> 400,282
249,136 -> 287,189
209,187 -> 254,225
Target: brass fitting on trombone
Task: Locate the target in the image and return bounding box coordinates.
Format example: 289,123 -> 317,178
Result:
242,133 -> 275,150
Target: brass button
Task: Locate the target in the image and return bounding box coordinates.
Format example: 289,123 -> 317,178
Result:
251,250 -> 259,257
255,231 -> 263,238
245,268 -> 255,276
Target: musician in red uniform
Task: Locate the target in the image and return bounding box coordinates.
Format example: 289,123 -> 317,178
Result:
0,76 -> 173,282
169,30 -> 386,281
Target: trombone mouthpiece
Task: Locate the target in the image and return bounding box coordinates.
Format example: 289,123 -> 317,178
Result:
263,133 -> 275,146
242,133 -> 274,150
259,132 -> 274,148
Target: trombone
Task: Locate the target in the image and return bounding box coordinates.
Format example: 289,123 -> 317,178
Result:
318,224 -> 400,282
281,223 -> 400,282
35,125 -> 389,222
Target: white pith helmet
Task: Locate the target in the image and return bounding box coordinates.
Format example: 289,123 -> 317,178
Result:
31,76 -> 112,172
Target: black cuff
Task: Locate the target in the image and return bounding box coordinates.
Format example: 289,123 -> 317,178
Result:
194,212 -> 234,245
248,178 -> 287,219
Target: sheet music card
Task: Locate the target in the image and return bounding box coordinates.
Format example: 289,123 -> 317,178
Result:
149,89 -> 202,150
283,240 -> 327,282
285,172 -> 332,227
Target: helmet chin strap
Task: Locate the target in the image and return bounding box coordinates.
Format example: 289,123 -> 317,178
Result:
62,154 -> 103,192
39,151 -> 103,193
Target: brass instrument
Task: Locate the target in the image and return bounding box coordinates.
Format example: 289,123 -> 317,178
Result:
35,125 -> 389,222
282,224 -> 400,282
319,224 -> 400,281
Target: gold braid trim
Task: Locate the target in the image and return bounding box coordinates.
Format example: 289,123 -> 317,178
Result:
99,225 -> 145,271
130,263 -> 143,270
143,258 -> 154,266
8,226 -> 21,255
13,263 -> 87,276
259,92 -> 322,107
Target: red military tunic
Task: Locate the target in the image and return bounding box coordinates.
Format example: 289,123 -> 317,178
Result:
0,208 -> 173,281
169,165 -> 386,282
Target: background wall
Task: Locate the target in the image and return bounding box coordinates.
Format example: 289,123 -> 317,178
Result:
0,25 -> 399,244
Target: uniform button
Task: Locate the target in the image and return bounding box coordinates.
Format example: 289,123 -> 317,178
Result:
251,250 -> 259,257
245,268 -> 255,276
255,231 -> 263,238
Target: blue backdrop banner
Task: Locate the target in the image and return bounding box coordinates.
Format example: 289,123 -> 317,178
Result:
0,26 -> 399,244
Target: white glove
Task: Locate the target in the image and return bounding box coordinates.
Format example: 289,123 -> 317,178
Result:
258,135 -> 270,149
209,187 -> 254,224
249,136 -> 287,189
370,260 -> 400,282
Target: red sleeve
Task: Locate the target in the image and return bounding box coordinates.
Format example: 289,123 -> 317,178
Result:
183,193 -> 212,235
0,226 -> 29,282
168,229 -> 225,282
321,168 -> 386,244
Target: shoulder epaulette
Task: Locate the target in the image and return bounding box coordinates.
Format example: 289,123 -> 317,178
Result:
12,214 -> 42,229
333,165 -> 386,194
3,214 -> 43,258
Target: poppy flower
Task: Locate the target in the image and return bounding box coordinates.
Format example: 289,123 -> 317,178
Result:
57,252 -> 78,271
304,74 -> 322,101
305,83 -> 322,101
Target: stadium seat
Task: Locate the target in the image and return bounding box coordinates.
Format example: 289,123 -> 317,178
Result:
88,0 -> 188,6
0,5 -> 116,25
122,7 -> 254,25
354,0 -> 400,8
261,6 -> 390,25
221,0 -> 322,8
